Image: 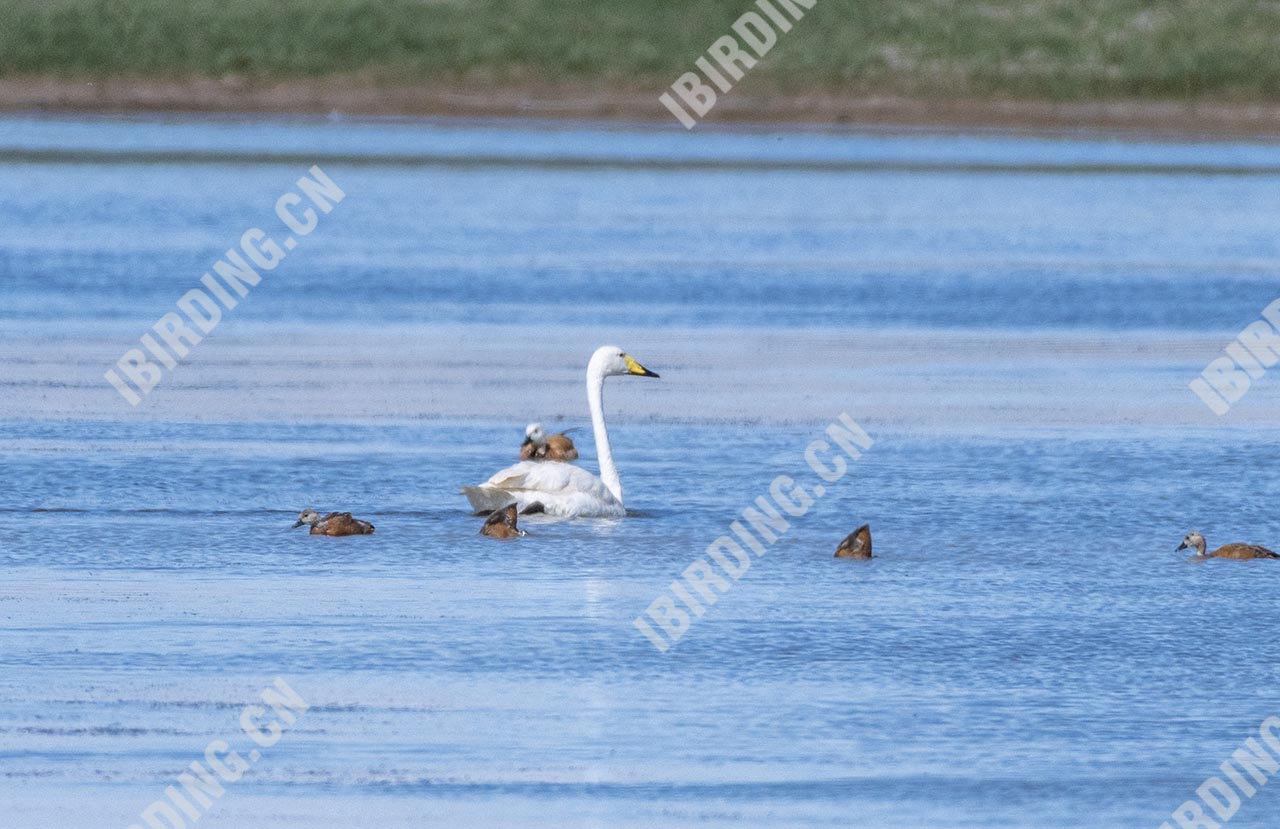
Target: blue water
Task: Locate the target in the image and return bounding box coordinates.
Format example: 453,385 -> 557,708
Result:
2,114 -> 1280,829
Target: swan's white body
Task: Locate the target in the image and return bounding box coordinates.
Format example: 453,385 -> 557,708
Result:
462,345 -> 657,518
464,460 -> 625,517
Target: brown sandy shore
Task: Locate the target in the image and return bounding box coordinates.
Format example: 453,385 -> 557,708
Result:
5,75 -> 1280,139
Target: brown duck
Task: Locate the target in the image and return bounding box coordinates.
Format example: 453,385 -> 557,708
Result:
834,524 -> 872,559
1176,531 -> 1278,560
292,509 -> 375,536
480,504 -> 526,539
519,422 -> 579,462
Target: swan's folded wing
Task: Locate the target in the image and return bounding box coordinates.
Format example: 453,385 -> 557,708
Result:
485,461 -> 601,495
484,461 -> 543,489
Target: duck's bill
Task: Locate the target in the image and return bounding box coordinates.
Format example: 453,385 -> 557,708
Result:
1175,542 -> 1188,551
622,354 -> 660,378
291,520 -> 304,529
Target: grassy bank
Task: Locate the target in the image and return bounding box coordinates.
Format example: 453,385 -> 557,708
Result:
2,0 -> 1280,103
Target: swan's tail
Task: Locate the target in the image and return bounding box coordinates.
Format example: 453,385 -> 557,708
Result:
461,486 -> 518,515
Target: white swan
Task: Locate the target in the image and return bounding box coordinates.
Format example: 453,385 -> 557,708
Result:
462,345 -> 659,517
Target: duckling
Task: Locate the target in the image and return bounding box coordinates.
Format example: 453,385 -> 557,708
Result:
292,509 -> 375,536
834,523 -> 872,559
1176,531 -> 1278,560
480,503 -> 526,539
519,422 -> 579,462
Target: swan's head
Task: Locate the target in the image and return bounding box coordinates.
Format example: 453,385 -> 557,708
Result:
1177,531 -> 1207,555
589,345 -> 660,379
524,422 -> 547,446
292,509 -> 321,529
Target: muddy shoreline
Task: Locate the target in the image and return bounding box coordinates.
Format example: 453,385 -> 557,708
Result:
5,75 -> 1280,140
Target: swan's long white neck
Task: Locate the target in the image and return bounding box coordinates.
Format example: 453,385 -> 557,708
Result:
587,365 -> 622,506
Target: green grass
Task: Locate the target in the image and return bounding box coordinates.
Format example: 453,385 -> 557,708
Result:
2,0 -> 1280,101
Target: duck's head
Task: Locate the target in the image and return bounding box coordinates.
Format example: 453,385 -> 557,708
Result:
524,422 -> 548,447
589,345 -> 660,380
1176,531 -> 1207,555
292,509 -> 321,529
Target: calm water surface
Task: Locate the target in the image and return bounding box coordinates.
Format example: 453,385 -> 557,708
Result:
2,115 -> 1279,828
